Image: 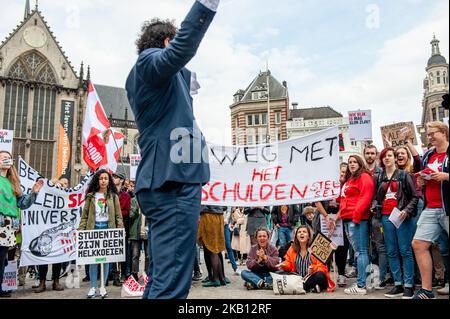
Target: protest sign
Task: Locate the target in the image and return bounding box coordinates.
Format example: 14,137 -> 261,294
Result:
310,232 -> 335,264
381,122 -> 418,148
0,129 -> 14,153
1,261 -> 17,292
130,154 -> 141,182
77,229 -> 126,265
202,127 -> 340,207
348,110 -> 372,141
320,215 -> 344,246
19,157 -> 92,267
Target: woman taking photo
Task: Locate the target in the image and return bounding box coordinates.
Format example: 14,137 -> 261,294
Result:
373,148 -> 418,299
336,155 -> 374,295
278,226 -> 335,293
79,169 -> 124,299
0,151 -> 43,298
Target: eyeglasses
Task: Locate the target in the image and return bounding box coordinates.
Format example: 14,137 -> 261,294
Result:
427,130 -> 441,138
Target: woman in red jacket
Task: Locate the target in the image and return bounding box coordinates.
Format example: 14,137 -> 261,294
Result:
278,226 -> 335,293
336,155 -> 374,295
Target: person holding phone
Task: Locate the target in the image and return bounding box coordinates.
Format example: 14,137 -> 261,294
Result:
0,151 -> 43,298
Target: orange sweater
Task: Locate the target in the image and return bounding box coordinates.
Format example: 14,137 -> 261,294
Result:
281,246 -> 336,292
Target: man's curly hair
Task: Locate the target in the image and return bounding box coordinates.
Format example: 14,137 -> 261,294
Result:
136,18 -> 178,54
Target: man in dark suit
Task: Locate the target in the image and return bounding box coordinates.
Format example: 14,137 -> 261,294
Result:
125,0 -> 218,299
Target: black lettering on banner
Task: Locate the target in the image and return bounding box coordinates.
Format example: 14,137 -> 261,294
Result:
261,145 -> 277,163
325,137 -> 338,156
290,145 -> 309,163
210,146 -> 240,166
311,141 -> 324,161
244,147 -> 258,163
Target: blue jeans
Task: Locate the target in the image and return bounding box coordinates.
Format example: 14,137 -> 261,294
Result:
345,220 -> 370,288
278,227 -> 293,247
89,222 -> 110,289
224,225 -> 238,271
241,270 -> 273,287
382,215 -> 415,288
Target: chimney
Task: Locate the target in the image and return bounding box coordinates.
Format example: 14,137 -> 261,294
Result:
283,81 -> 287,88
292,102 -> 299,110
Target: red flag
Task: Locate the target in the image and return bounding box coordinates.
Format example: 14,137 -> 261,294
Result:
82,81 -> 124,173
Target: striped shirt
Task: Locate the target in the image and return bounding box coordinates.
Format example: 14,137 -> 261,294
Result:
295,251 -> 312,277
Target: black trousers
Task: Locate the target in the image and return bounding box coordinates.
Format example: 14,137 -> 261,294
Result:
335,229 -> 350,276
0,246 -> 9,292
38,263 -> 62,281
303,271 -> 328,292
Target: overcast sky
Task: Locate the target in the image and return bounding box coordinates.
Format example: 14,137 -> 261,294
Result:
1,0 -> 449,148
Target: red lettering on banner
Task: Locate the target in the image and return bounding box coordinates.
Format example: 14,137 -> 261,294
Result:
248,185 -> 258,202
68,194 -> 85,208
236,183 -> 250,202
209,182 -> 221,202
223,183 -> 238,202
290,184 -> 308,199
252,166 -> 283,182
275,184 -> 288,200
202,187 -> 209,201
260,184 -> 273,201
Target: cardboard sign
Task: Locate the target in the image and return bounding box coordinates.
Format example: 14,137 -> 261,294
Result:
320,215 -> 344,246
310,232 -> 335,264
0,129 -> 14,153
77,229 -> 126,265
1,261 -> 17,292
381,122 -> 418,148
348,110 -> 372,141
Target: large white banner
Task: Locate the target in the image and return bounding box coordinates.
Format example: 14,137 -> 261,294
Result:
202,127 -> 340,207
0,129 -> 14,153
348,110 -> 372,141
18,158 -> 92,267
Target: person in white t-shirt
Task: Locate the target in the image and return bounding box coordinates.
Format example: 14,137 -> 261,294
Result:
79,169 -> 124,299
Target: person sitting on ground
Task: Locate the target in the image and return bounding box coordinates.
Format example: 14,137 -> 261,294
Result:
241,228 -> 279,290
278,226 -> 336,293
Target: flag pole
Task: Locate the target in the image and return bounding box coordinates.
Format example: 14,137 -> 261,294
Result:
108,128 -> 130,181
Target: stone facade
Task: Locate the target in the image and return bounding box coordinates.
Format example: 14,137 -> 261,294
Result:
418,36 -> 449,144
230,71 -> 289,146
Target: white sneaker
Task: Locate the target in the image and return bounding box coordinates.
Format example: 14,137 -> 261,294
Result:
344,284 -> 367,295
345,267 -> 357,278
99,287 -> 108,299
87,288 -> 96,299
338,275 -> 347,287
32,279 -> 40,289
437,283 -> 449,295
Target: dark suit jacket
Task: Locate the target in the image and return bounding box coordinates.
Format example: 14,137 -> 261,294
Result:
126,1 -> 215,194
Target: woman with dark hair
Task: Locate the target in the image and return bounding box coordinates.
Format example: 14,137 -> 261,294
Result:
278,226 -> 335,293
373,148 -> 418,299
79,169 -> 124,299
335,155 -> 374,295
0,151 -> 43,298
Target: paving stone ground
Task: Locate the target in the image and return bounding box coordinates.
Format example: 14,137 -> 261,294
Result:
9,252 -> 449,300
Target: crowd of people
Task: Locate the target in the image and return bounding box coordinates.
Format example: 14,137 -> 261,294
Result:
0,120 -> 448,299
